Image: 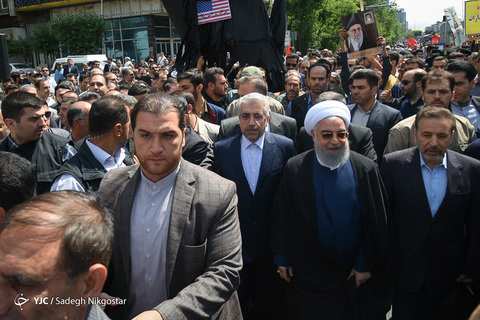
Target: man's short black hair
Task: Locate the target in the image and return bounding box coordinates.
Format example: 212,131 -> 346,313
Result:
177,69 -> 205,89
1,91 -> 44,122
89,95 -> 130,137
128,83 -> 151,96
286,53 -> 300,63
349,68 -> 381,89
308,63 -> 331,79
0,151 -> 37,211
131,93 -> 185,132
204,67 -> 225,86
445,60 -> 477,82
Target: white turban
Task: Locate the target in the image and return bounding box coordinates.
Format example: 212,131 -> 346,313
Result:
304,100 -> 351,136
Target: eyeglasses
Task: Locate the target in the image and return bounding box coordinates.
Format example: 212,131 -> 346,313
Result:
401,80 -> 414,85
42,69 -> 49,72
319,131 -> 349,140
285,63 -> 297,67
241,113 -> 265,121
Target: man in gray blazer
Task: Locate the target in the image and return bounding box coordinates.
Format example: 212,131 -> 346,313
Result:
98,93 -> 242,320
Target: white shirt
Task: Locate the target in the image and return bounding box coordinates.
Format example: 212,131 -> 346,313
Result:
50,139 -> 126,192
128,164 -> 179,319
240,134 -> 265,195
351,104 -> 373,127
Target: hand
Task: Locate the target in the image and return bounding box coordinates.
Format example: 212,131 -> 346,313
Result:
278,266 -> 294,283
348,269 -> 371,287
196,56 -> 205,70
456,274 -> 474,283
132,310 -> 164,320
380,89 -> 392,103
376,36 -> 386,47
339,28 -> 348,52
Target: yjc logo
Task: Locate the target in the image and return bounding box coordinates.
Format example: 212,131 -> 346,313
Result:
14,293 -> 29,310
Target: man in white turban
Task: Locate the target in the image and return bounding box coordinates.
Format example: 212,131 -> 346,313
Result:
271,100 -> 392,320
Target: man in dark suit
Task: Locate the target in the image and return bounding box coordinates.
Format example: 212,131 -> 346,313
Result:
98,93 -> 242,320
218,111 -> 297,142
287,63 -> 332,132
272,100 -> 391,320
348,69 -> 402,162
63,58 -> 79,77
381,107 -> 480,320
213,93 -> 296,319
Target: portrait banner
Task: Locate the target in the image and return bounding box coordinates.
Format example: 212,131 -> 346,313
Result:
342,9 -> 381,59
444,6 -> 464,46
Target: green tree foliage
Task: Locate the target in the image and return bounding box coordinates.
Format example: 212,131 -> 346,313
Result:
287,0 -> 403,52
6,37 -> 32,62
30,23 -> 59,57
51,12 -> 105,55
405,30 -> 423,38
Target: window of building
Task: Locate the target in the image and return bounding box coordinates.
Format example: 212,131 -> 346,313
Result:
104,16 -> 148,65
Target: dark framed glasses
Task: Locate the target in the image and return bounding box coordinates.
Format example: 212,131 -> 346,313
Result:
401,80 -> 414,86
320,131 -> 349,140
285,63 -> 297,67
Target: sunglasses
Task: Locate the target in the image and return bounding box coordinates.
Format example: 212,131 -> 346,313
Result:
401,80 -> 414,85
320,131 -> 349,140
285,63 -> 297,67
42,69 -> 49,72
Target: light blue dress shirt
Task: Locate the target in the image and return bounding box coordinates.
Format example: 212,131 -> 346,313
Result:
420,153 -> 448,217
128,164 -> 180,319
241,134 -> 265,195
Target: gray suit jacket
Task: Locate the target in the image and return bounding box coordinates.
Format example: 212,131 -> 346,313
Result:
98,159 -> 243,319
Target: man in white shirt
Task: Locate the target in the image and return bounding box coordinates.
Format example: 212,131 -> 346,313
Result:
51,95 -> 134,192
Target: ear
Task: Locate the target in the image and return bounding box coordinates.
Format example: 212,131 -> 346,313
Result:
187,104 -> 194,114
208,82 -> 215,91
0,207 -> 5,220
80,263 -> 108,298
196,84 -> 203,95
73,118 -> 82,128
4,118 -> 16,131
114,123 -> 123,137
414,128 -> 417,144
181,127 -> 186,148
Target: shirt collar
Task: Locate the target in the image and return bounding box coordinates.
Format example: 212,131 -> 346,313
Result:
7,135 -> 20,151
241,133 -> 265,150
419,150 -> 448,171
139,161 -> 180,190
86,139 -> 126,167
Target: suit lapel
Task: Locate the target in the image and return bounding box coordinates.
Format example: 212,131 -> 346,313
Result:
366,102 -> 381,128
165,160 -> 195,294
435,151 -> 463,218
406,149 -> 433,218
228,135 -> 253,197
116,167 -> 141,285
256,133 -> 277,196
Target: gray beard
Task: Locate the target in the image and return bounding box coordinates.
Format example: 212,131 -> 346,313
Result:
348,35 -> 364,52
314,140 -> 350,168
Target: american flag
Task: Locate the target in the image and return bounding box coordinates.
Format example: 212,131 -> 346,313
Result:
197,0 -> 232,25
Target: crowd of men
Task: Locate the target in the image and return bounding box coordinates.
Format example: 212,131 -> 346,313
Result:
1,32 -> 480,320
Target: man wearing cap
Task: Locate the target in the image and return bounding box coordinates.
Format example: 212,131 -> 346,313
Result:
272,100 -> 391,320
